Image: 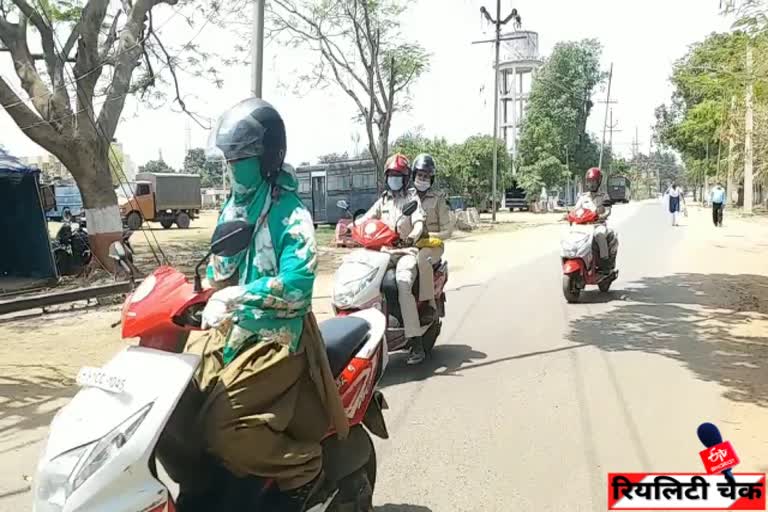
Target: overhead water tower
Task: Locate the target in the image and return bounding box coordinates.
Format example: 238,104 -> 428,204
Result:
497,30 -> 543,164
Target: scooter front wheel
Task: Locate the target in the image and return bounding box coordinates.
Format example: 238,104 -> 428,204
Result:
562,274 -> 581,303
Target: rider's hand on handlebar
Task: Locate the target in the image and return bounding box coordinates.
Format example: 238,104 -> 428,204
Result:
201,286 -> 245,329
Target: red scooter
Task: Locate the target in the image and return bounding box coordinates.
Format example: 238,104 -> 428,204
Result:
560,206 -> 619,303
331,200 -> 447,356
34,220 -> 389,512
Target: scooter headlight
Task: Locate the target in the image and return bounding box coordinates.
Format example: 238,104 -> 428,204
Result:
34,444 -> 92,512
33,403 -> 153,512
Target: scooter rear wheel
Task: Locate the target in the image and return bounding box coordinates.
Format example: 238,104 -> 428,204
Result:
330,441 -> 376,512
562,274 -> 581,303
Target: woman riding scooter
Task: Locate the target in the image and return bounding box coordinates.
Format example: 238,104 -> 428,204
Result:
176,98 -> 349,512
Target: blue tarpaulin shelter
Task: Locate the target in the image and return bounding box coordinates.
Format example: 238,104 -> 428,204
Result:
0,148 -> 58,294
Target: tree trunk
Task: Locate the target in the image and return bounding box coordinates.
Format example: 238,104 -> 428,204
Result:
60,143 -> 123,271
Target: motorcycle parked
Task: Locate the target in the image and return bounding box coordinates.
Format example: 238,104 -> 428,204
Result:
52,218 -> 134,276
33,220 -> 389,512
52,221 -> 93,276
560,203 -> 619,303
332,200 -> 447,357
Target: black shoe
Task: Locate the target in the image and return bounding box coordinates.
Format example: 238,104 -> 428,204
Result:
278,472 -> 324,512
407,337 -> 426,365
598,258 -> 612,274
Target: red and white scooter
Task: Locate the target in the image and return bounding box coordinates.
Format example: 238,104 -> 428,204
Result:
33,220 -> 389,512
560,205 -> 619,303
331,200 -> 447,357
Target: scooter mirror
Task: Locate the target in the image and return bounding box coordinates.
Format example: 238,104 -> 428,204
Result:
211,220 -> 255,257
108,241 -> 128,261
336,199 -> 349,210
402,200 -> 418,217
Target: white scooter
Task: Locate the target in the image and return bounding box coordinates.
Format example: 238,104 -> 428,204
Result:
331,200 -> 447,357
33,220 -> 390,512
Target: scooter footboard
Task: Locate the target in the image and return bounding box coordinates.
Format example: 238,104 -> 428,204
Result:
321,425 -> 373,483
362,390 -> 389,439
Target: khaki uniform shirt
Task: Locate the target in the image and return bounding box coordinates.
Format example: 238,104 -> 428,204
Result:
574,191 -> 611,221
359,189 -> 426,239
419,189 -> 453,239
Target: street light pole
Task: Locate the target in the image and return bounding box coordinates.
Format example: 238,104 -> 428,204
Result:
479,3 -> 521,222
251,0 -> 266,98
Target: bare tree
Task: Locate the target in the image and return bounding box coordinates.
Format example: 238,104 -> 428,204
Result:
268,0 -> 429,182
0,0 -> 245,263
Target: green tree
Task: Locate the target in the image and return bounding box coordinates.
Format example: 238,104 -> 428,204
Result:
451,135 -> 511,208
392,129 -> 457,193
654,30 -> 768,194
268,0 -> 430,180
184,148 -> 223,187
0,0 -> 242,261
318,152 -> 351,163
139,159 -> 175,174
516,39 -> 606,195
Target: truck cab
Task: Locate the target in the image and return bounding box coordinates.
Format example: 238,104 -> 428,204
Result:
118,173 -> 202,230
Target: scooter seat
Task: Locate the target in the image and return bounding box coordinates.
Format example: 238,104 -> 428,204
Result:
319,317 -> 371,377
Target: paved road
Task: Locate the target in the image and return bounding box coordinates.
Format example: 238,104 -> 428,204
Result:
371,201 -> 726,511
11,201 -> 738,511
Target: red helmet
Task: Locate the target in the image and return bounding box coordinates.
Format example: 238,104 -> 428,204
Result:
585,167 -> 602,192
385,153 -> 411,176
384,153 -> 411,191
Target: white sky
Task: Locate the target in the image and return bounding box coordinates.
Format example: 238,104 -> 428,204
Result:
0,0 -> 732,170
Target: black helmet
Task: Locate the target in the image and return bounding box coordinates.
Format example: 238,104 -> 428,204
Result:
207,97 -> 287,180
412,153 -> 436,178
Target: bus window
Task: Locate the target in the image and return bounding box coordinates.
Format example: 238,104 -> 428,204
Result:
327,174 -> 351,191
352,172 -> 376,190
298,177 -> 311,194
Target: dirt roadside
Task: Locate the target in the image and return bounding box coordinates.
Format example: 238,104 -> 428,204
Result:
664,205 -> 768,472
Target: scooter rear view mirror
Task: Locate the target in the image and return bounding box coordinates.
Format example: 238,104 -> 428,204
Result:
336,199 -> 349,211
210,220 -> 255,257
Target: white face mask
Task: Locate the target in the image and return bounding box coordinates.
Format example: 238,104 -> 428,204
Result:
387,176 -> 404,191
414,177 -> 431,192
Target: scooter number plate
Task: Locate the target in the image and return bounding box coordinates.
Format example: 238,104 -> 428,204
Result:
76,367 -> 126,394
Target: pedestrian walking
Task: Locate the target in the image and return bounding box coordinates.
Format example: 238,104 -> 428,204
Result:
665,183 -> 685,226
710,182 -> 726,227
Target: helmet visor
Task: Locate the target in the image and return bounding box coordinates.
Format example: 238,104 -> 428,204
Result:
206,101 -> 267,162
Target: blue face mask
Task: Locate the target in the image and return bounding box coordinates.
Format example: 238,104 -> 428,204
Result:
387,176 -> 404,191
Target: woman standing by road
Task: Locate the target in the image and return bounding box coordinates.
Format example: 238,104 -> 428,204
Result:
666,182 -> 685,226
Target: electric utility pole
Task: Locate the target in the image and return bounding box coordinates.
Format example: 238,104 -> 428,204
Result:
252,0 -> 266,98
598,63 -> 614,171
607,108 -> 621,168
476,2 -> 522,222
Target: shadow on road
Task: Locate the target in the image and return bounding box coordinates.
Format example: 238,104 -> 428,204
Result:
379,344 -> 488,388
0,365 -> 75,443
376,505 -> 433,512
567,273 -> 768,406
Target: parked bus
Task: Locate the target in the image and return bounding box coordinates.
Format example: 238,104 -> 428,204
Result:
296,159 -> 379,225
46,182 -> 83,220
607,175 -> 631,203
